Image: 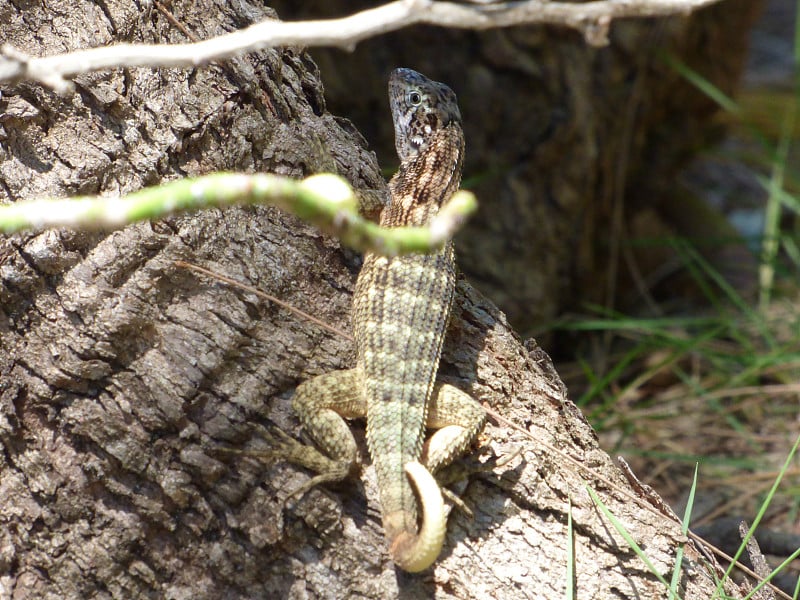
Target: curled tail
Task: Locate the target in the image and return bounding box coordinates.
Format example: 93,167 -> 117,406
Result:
386,461 -> 445,572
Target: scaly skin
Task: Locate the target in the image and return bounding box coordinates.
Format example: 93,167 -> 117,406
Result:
286,68 -> 486,572
356,68 -> 464,570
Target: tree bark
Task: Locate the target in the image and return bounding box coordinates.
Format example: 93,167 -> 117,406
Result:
0,1 -> 754,598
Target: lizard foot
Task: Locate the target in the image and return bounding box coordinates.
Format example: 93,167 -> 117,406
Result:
259,427 -> 357,499
210,426 -> 357,501
437,445 -> 524,517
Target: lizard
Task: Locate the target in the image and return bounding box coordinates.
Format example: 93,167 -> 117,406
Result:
274,67 -> 486,573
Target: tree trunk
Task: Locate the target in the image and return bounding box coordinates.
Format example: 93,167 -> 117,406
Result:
0,1 -> 754,598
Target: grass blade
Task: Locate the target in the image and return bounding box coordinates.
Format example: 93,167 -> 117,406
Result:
586,486 -> 676,595
670,464 -> 699,596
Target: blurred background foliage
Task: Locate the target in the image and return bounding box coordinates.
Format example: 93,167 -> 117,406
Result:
553,1 -> 800,589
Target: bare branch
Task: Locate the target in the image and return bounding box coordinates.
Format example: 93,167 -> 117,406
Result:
0,0 -> 724,93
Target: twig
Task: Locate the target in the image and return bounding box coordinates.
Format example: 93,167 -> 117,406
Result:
0,172 -> 477,257
739,521 -> 777,600
0,0 -> 724,93
154,1 -> 199,42
175,260 -> 353,341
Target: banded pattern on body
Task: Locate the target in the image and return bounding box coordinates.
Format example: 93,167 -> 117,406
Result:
288,68 -> 485,573
356,72 -> 464,552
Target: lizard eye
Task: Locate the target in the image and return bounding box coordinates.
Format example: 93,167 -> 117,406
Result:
408,91 -> 422,106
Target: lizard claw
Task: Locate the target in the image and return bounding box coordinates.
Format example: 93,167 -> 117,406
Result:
258,426 -> 357,497
435,445 -> 524,517
209,425 -> 357,499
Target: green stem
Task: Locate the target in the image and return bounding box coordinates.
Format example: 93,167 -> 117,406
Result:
0,172 -> 477,257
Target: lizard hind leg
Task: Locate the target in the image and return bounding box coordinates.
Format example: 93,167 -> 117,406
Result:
422,382 -> 487,474
288,367 -> 365,485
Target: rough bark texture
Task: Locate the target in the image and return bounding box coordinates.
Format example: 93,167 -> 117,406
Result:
0,1 -> 757,599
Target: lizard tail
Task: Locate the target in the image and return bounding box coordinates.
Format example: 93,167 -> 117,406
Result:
388,461 -> 446,572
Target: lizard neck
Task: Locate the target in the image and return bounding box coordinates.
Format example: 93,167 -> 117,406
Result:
381,124 -> 465,228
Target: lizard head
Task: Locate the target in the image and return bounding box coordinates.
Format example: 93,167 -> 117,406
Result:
389,68 -> 462,164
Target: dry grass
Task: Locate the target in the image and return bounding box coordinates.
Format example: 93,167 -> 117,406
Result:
555,289 -> 800,594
